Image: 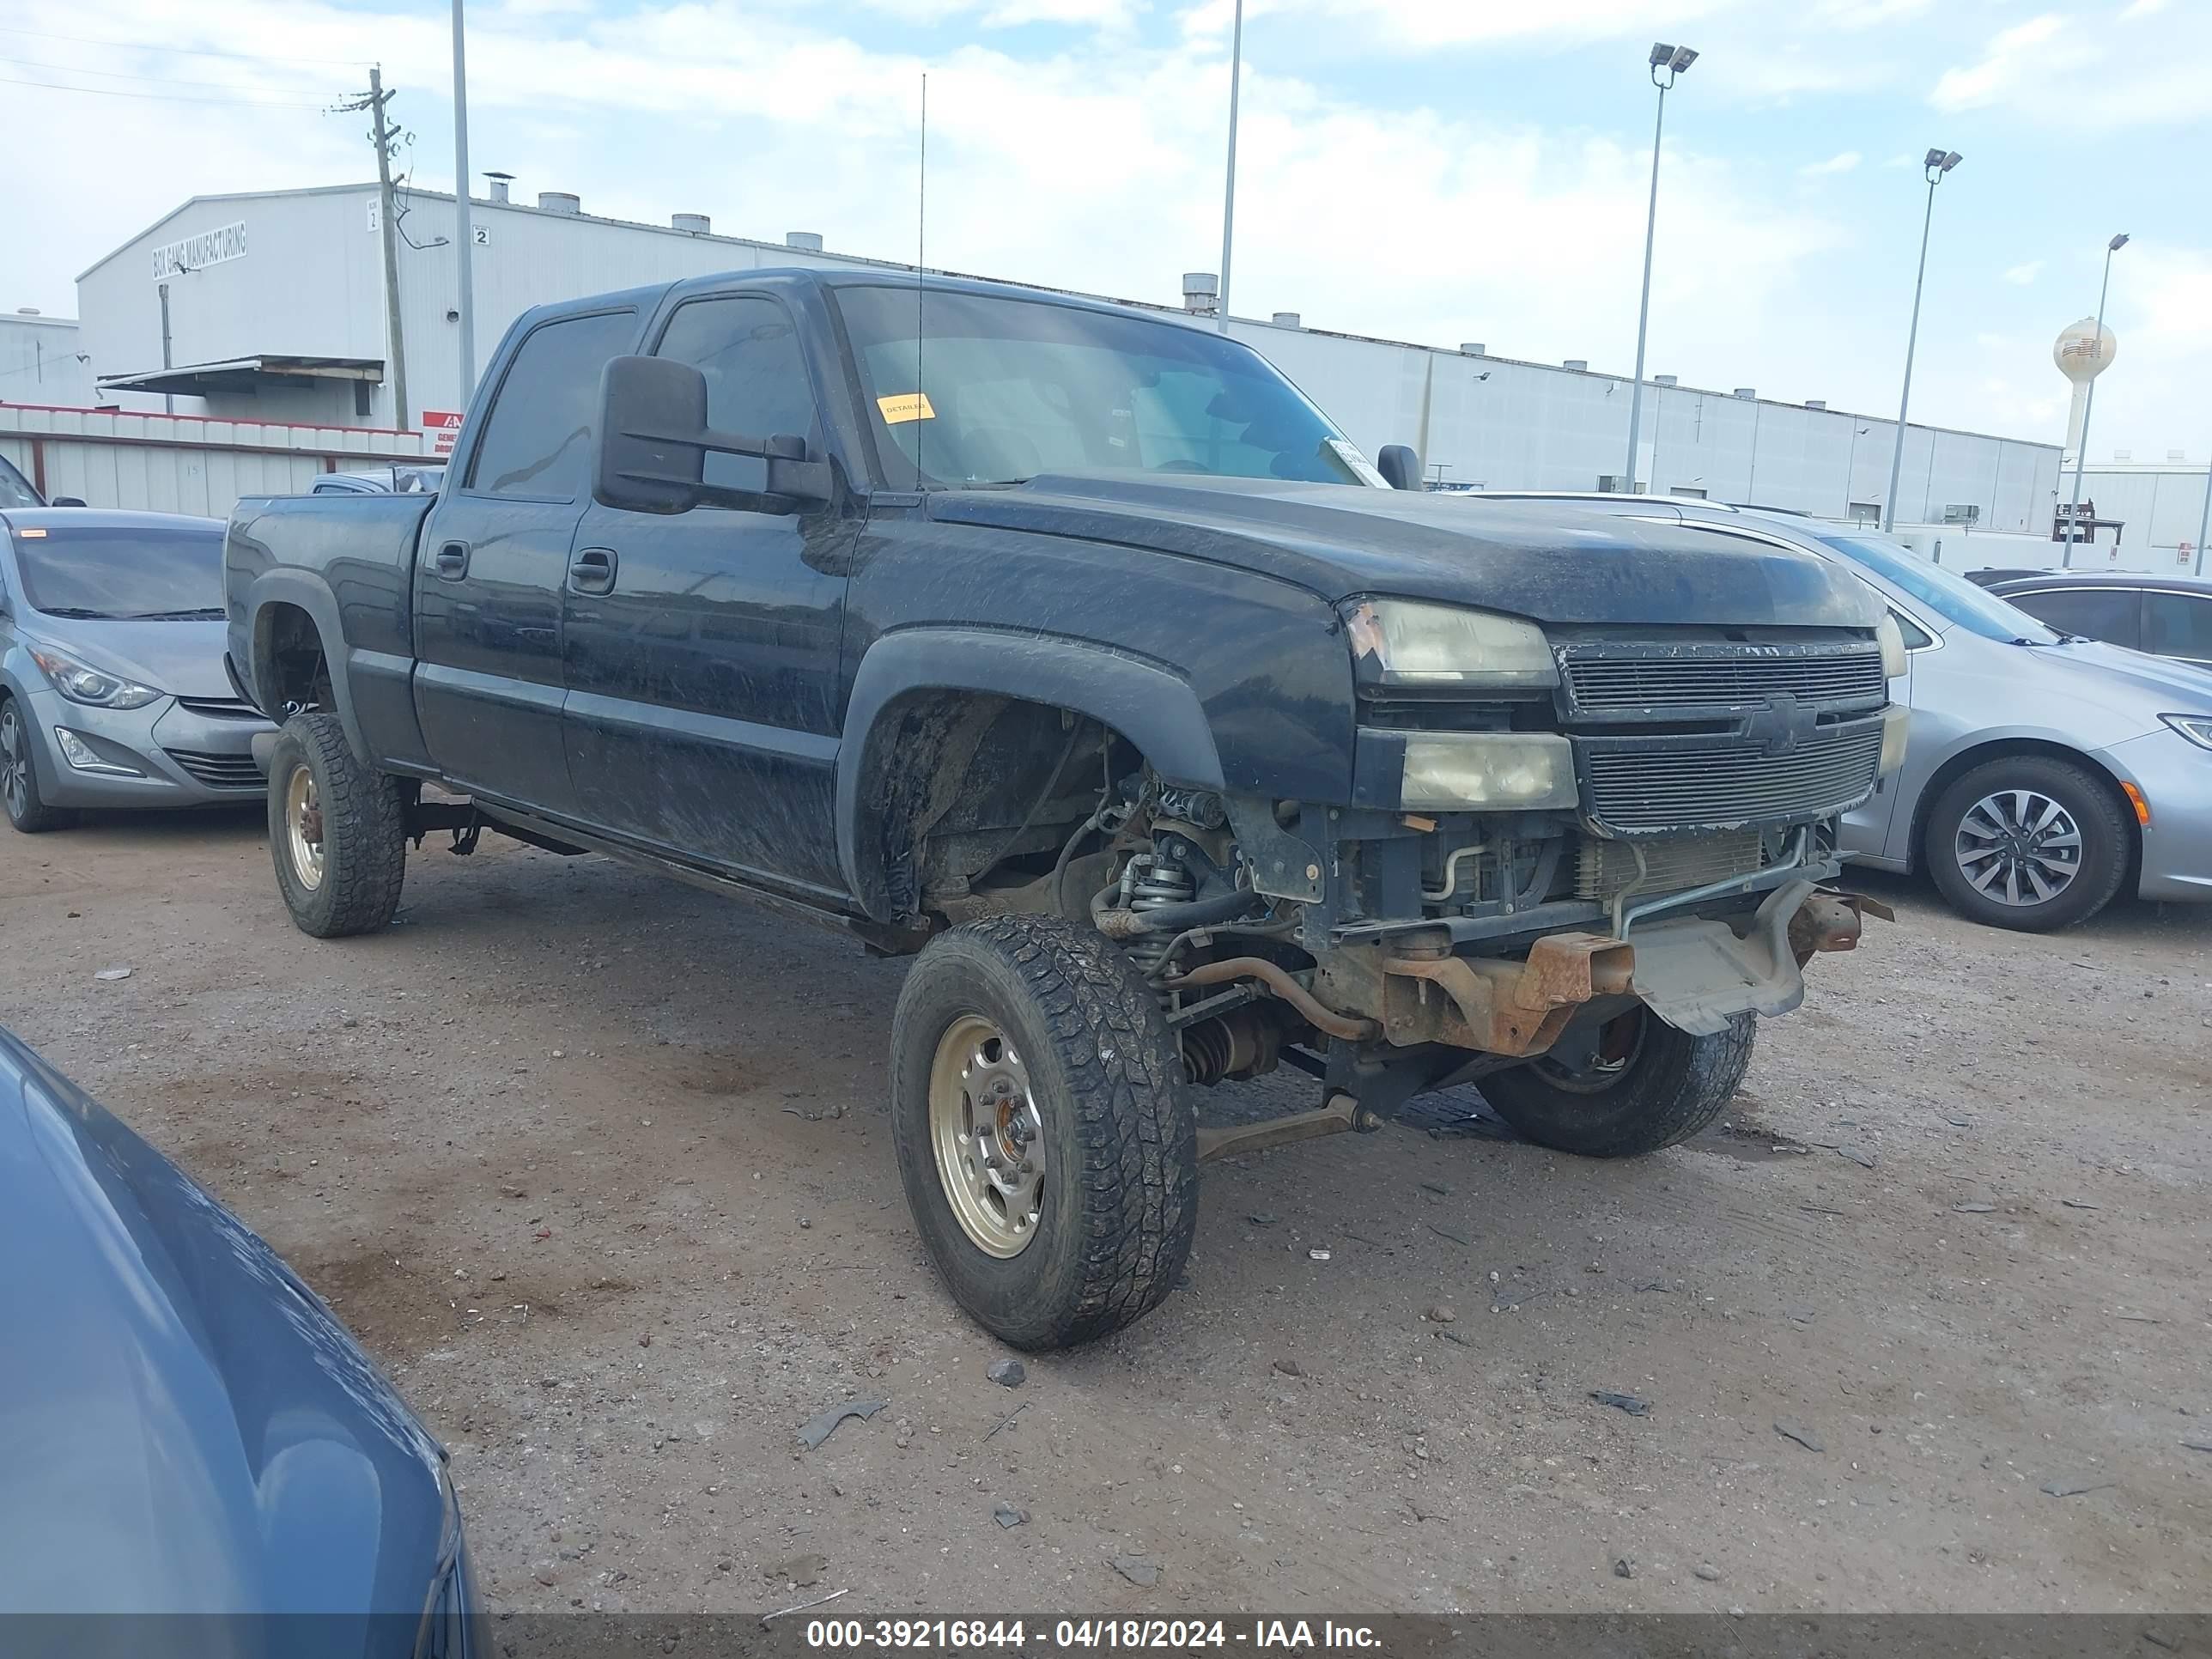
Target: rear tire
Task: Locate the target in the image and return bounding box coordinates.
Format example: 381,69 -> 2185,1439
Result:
1480,1009 -> 1753,1158
1923,756 -> 2128,932
0,696 -> 76,833
890,915 -> 1197,1350
267,712 -> 407,938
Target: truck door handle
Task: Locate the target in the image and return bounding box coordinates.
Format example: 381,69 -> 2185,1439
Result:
432,541 -> 470,580
569,547 -> 618,595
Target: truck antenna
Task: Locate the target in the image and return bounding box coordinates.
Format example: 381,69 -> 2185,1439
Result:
915,69 -> 927,494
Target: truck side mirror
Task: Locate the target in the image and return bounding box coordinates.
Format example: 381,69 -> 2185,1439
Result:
1376,444 -> 1422,490
593,354 -> 833,516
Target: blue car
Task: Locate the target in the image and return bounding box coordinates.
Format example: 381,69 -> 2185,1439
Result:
0,1024 -> 479,1652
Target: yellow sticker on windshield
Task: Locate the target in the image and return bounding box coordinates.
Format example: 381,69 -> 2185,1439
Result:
878,392 -> 936,425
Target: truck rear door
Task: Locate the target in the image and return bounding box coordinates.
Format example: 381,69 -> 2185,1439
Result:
411,305 -> 640,817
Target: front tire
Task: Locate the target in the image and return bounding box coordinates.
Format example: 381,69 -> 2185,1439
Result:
890,915 -> 1197,1350
1923,756 -> 2128,932
1480,1009 -> 1753,1158
0,696 -> 76,833
266,712 -> 407,938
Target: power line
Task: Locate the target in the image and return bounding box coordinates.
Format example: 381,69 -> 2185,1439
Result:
0,74 -> 332,110
0,22 -> 367,67
7,54 -> 351,94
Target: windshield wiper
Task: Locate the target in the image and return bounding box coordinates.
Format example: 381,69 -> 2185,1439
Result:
125,608 -> 227,621
33,605 -> 114,619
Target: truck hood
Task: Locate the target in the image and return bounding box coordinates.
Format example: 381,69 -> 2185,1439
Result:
929,473 -> 1881,629
0,1030 -> 448,1622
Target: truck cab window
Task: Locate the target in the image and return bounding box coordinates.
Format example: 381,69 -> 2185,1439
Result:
652,295 -> 818,496
466,308 -> 637,500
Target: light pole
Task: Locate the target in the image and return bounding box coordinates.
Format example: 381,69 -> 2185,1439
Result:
2195,453 -> 2210,577
452,0 -> 478,398
2063,233 -> 2129,567
1216,0 -> 1243,334
1622,40 -> 1697,493
1881,148 -> 1960,532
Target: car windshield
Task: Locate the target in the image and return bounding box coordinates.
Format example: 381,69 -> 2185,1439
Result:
833,285 -> 1379,490
0,456 -> 40,509
1814,532 -> 2061,644
11,523 -> 226,619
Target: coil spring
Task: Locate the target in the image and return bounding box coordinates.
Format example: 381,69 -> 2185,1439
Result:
1122,853 -> 1197,975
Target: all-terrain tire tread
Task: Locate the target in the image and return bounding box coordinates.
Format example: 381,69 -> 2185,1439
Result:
1482,1014 -> 1756,1158
270,712 -> 407,938
891,915 -> 1197,1348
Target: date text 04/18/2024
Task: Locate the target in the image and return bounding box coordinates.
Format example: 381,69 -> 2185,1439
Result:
804,1621 -> 1382,1650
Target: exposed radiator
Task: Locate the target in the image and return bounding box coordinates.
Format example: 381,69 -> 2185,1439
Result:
1575,829 -> 1764,902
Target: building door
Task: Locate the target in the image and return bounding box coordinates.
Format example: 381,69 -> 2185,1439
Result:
411,305 -> 639,817
562,290 -> 855,898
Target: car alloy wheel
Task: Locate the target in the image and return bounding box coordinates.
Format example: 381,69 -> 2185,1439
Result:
0,705 -> 27,822
1953,788 -> 2082,908
927,1013 -> 1045,1258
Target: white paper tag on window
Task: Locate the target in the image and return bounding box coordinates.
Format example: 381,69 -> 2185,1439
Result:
1328,438 -> 1392,489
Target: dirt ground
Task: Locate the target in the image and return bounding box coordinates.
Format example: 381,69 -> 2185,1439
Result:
3,807 -> 2208,1617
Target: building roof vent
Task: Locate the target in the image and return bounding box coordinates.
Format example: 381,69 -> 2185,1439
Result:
2168,448 -> 2186,463
538,191 -> 580,215
672,213 -> 712,234
1271,311 -> 1301,328
2113,448 -> 2131,461
1733,386 -> 1757,400
14,307 -> 39,316
1182,272 -> 1219,315
786,230 -> 823,252
1563,359 -> 1589,372
1461,343 -> 1486,356
484,170 -> 514,204
1805,398 -> 1827,410
1653,374 -> 1677,386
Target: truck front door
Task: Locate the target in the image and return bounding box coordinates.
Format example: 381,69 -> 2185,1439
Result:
412,305 -> 640,817
562,289 -> 855,898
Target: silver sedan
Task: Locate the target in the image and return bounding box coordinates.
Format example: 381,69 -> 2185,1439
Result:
1,509 -> 273,832
1475,495 -> 2212,931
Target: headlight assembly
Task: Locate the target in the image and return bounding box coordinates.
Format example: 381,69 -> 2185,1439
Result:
27,642 -> 162,710
1344,599 -> 1558,690
1401,732 -> 1578,811
1876,613 -> 1907,680
2160,714 -> 2212,751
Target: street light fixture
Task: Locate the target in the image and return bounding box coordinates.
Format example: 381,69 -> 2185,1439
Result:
2062,233 -> 2130,565
1880,147 -> 1963,532
1622,41 -> 1698,493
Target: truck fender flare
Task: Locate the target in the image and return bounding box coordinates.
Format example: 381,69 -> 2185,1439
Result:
836,627 -> 1226,919
241,568 -> 373,765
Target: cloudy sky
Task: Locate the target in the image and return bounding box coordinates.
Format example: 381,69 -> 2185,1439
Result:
3,0 -> 2208,457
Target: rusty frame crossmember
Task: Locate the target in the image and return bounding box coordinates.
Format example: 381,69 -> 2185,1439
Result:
1381,933 -> 1637,1057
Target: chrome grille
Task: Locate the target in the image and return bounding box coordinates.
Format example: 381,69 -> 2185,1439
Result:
165,749 -> 265,790
1565,652 -> 1886,714
1582,725 -> 1884,836
1575,829 -> 1763,901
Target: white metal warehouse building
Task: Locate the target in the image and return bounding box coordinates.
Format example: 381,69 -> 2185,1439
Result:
58,179 -> 2069,531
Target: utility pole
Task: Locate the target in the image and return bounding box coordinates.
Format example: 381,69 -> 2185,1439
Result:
2062,234 -> 2128,568
341,67 -> 410,429
452,0 -> 478,398
1216,0 -> 1243,334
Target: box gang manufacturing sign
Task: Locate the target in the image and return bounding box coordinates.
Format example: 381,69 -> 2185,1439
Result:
151,222 -> 247,281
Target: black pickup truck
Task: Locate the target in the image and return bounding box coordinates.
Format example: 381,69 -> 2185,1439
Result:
226,270 -> 1904,1348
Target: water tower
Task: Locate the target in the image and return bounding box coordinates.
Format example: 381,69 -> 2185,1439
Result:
2053,316 -> 2118,464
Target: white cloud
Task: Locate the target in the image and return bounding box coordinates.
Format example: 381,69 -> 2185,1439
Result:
2120,0 -> 2170,19
1797,150 -> 1861,177
1929,14 -> 2065,112
2002,261 -> 2043,286
1183,0 -> 1738,50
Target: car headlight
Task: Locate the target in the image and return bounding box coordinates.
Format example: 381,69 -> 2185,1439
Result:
1876,614 -> 1906,680
1345,599 -> 1558,689
1401,732 -> 1578,811
27,642 -> 162,709
2161,714 -> 2212,751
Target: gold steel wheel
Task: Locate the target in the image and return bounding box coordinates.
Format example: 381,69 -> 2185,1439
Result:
927,1013 -> 1044,1258
283,763 -> 325,892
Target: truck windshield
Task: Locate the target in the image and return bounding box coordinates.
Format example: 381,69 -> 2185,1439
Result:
1815,532 -> 2061,645
832,284 -> 1378,490
12,523 -> 225,619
